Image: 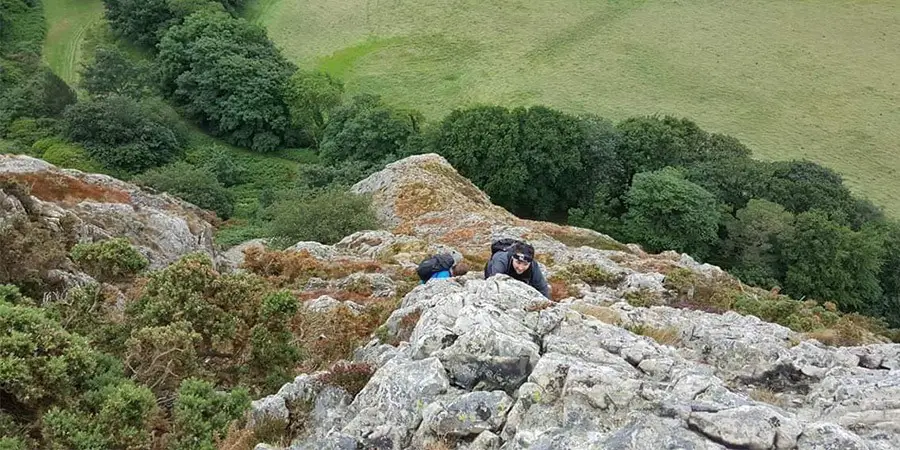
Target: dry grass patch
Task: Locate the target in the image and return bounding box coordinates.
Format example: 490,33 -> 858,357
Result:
242,248 -> 384,287
627,324 -> 681,347
570,304 -> 621,326
748,387 -> 785,407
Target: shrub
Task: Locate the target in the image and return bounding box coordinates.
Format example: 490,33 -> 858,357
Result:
124,321 -> 201,396
248,291 -> 302,391
5,117 -> 57,146
0,301 -> 98,411
135,161 -> 234,219
37,138 -> 106,173
48,283 -> 130,354
70,238 -> 149,282
169,378 -> 251,450
0,67 -> 76,127
266,188 -> 379,246
42,381 -> 158,450
62,95 -> 183,173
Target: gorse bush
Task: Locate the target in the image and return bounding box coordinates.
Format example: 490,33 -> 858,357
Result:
0,301 -> 99,411
70,238 -> 149,282
169,378 -> 251,450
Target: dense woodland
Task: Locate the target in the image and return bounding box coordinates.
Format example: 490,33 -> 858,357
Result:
1,0 -> 898,448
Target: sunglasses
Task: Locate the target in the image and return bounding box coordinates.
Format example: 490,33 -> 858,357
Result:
512,253 -> 533,264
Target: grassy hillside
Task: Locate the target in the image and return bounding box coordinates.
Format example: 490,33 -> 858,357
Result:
250,0 -> 900,215
42,0 -> 104,85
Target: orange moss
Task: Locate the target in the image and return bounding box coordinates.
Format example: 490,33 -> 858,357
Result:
442,226 -> 477,244
0,173 -> 131,204
395,182 -> 442,219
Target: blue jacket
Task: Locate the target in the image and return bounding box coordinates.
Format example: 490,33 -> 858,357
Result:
420,269 -> 452,284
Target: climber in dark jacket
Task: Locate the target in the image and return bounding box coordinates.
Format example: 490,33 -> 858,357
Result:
484,242 -> 551,299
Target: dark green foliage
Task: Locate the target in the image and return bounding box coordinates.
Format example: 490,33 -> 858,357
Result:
296,160 -> 379,190
249,291 -> 300,390
430,105 -> 616,219
874,223 -> 900,327
722,199 -> 794,288
136,161 -> 234,219
285,70 -> 343,147
70,238 -> 149,282
428,105 -> 524,210
615,115 -> 750,183
780,211 -> 884,312
0,284 -> 30,306
169,378 -> 250,450
685,157 -> 774,212
104,0 -> 177,47
266,188 -> 379,245
103,0 -> 224,48
62,95 -> 183,173
320,94 -> 416,164
0,0 -> 44,57
156,9 -> 295,152
515,106 -> 598,218
766,160 -> 858,224
0,67 -> 76,129
80,45 -> 149,98
623,167 -> 720,259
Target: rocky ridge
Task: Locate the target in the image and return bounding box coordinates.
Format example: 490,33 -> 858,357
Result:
0,154 -> 218,272
245,155 -> 900,450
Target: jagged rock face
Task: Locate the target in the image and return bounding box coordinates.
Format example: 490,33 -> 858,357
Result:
281,278 -> 899,450
0,155 -> 217,268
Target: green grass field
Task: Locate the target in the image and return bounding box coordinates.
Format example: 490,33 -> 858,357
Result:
42,0 -> 105,85
251,0 -> 900,215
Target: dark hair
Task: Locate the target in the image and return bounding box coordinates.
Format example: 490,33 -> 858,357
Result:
452,261 -> 470,276
508,242 -> 535,260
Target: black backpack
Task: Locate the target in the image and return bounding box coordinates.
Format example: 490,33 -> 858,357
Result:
417,253 -> 455,282
490,238 -> 524,256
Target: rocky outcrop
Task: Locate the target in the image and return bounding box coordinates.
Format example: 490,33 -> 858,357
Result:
0,154 -> 217,269
275,278 -> 899,450
244,154 -> 898,449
